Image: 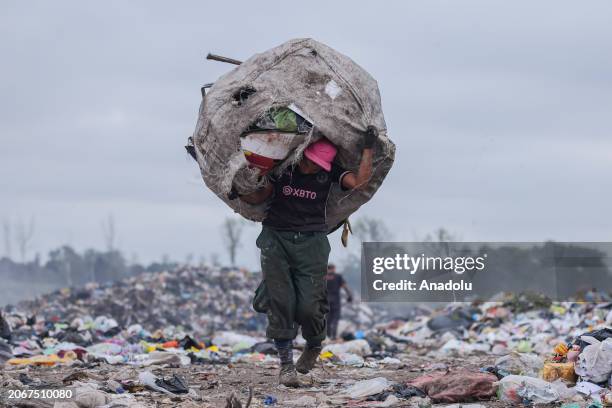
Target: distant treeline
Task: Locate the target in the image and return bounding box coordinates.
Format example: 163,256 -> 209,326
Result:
0,245 -> 181,289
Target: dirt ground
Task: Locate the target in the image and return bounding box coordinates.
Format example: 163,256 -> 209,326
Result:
0,351 -> 520,408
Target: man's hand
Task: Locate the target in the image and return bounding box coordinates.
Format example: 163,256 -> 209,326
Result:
364,125 -> 379,149
236,182 -> 274,205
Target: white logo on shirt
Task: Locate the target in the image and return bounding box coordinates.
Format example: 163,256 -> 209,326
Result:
282,185 -> 317,199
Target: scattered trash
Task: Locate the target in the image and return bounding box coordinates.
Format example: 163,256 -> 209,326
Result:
263,395 -> 277,405
2,264 -> 612,407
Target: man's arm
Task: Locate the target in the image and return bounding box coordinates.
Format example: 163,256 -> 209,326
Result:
341,126 -> 377,191
237,183 -> 274,205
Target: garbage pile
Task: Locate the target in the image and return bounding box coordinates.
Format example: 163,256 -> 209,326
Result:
4,266 -> 269,338
0,265 -> 385,369
1,266 -> 612,407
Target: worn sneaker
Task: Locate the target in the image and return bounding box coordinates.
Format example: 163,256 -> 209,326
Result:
295,346 -> 321,374
279,363 -> 299,387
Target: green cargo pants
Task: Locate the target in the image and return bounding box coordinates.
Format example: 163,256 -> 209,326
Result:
254,226 -> 330,343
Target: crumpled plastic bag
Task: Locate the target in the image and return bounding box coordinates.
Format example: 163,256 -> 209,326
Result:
340,377 -> 392,399
407,370 -> 497,403
494,352 -> 544,377
496,375 -> 574,404
333,352 -> 365,367
322,339 -> 371,356
574,336 -> 612,383
212,331 -> 262,349
74,386 -> 109,408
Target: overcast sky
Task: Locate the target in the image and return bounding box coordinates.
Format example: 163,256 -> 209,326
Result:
1,1 -> 611,268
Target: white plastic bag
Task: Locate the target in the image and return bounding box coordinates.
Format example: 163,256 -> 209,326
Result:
574,336 -> 612,383
494,352 -> 544,377
212,331 -> 262,348
496,375 -> 560,404
138,371 -> 172,395
323,339 -> 371,356
341,377 -> 391,399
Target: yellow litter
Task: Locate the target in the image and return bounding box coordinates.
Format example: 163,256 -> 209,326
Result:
8,354 -> 73,366
542,362 -> 576,383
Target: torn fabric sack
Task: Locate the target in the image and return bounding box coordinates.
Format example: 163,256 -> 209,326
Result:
190,38 -> 395,230
407,370 -> 498,403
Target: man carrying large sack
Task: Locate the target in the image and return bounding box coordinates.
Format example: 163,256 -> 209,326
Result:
239,128 -> 377,386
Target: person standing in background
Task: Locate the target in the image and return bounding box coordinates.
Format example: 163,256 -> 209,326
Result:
325,263 -> 353,340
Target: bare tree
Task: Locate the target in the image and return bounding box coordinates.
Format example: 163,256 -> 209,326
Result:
15,217 -> 35,262
352,216 -> 393,242
221,217 -> 245,266
421,228 -> 460,259
424,228 -> 457,243
2,219 -> 11,259
101,214 -> 116,252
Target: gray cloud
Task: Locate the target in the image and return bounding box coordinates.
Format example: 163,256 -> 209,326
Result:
1,0 -> 611,266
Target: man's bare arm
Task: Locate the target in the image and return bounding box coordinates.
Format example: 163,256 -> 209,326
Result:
341,126 -> 378,190
341,148 -> 373,191
238,183 -> 273,204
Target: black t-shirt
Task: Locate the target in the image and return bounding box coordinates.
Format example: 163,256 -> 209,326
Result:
326,273 -> 345,304
263,163 -> 350,232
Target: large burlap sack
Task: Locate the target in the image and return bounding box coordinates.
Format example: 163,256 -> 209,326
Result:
191,38 -> 395,231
